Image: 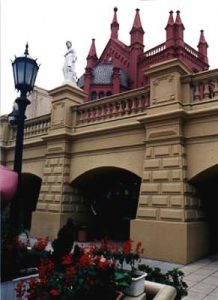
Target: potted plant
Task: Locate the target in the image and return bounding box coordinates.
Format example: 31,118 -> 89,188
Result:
15,242 -> 132,299
92,239 -> 147,297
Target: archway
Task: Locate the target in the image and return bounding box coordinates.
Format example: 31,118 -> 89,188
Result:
20,173 -> 42,230
72,167 -> 141,240
190,165 -> 218,254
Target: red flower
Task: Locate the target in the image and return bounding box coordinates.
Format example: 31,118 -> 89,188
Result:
77,253 -> 91,267
38,258 -> 54,283
50,289 -> 60,296
98,260 -> 110,269
15,280 -> 25,298
122,240 -> 133,254
135,241 -> 144,255
62,254 -> 73,265
33,237 -> 48,251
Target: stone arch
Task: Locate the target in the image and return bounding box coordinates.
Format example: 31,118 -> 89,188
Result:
20,173 -> 42,230
189,164 -> 218,254
71,166 -> 141,240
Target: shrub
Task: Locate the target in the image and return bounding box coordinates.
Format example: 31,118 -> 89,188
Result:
138,264 -> 188,299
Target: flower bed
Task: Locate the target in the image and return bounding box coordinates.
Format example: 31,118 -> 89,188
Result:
15,239 -> 145,299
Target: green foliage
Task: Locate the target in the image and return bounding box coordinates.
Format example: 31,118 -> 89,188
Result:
138,264 -> 188,299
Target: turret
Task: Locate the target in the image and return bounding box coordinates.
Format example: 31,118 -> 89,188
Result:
198,30 -> 208,65
174,10 -> 185,47
84,39 -> 98,101
129,8 -> 144,88
86,39 -> 98,69
165,11 -> 175,48
111,7 -> 119,39
130,8 -> 144,46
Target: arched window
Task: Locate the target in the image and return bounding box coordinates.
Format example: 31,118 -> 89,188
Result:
106,91 -> 112,97
99,91 -> 105,99
91,91 -> 97,100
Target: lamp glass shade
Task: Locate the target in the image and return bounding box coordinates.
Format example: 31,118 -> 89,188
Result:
12,53 -> 39,93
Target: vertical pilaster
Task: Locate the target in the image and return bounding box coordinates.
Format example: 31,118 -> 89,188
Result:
31,84 -> 88,239
131,60 -> 208,263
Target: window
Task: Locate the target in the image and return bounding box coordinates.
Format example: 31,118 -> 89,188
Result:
91,91 -> 97,100
99,91 -> 105,98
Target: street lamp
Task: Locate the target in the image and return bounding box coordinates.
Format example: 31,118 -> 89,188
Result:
9,44 -> 39,236
12,43 -> 39,173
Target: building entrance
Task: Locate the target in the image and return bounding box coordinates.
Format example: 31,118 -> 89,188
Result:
191,165 -> 218,254
73,167 -> 141,240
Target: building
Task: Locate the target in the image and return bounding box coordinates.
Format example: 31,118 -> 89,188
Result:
1,8 -> 218,264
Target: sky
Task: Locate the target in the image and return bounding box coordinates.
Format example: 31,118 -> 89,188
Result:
1,0 -> 218,115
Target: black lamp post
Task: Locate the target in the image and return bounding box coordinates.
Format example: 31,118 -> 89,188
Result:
9,44 -> 39,235
12,43 -> 39,174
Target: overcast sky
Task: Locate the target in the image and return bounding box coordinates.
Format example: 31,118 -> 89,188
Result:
1,0 -> 218,114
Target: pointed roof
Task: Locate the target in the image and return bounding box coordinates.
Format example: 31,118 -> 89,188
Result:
175,10 -> 185,29
112,6 -> 118,24
165,10 -> 174,28
87,39 -> 98,59
130,8 -> 144,33
86,39 -> 98,69
198,30 -> 208,45
111,7 -> 119,39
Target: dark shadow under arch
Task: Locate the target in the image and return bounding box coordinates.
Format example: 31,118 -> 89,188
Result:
19,173 -> 42,230
190,164 -> 218,254
72,167 -> 141,240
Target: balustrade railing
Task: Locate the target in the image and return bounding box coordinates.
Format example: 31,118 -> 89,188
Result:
187,70 -> 218,101
145,43 -> 166,58
24,115 -> 50,138
184,44 -> 200,59
76,87 -> 150,125
9,115 -> 51,142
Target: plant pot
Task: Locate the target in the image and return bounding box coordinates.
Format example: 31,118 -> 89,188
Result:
124,270 -> 147,297
1,274 -> 38,300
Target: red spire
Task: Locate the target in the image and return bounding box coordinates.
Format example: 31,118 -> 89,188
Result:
198,30 -> 208,64
130,8 -> 144,46
175,10 -> 184,29
88,39 -> 97,58
132,8 -> 143,29
165,11 -> 175,48
111,7 -> 119,39
174,10 -> 185,47
166,10 -> 174,27
86,39 -> 98,68
198,30 -> 208,45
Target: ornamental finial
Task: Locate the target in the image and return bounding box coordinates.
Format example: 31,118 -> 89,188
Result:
24,43 -> 29,56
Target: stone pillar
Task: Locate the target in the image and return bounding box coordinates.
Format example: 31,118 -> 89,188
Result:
31,84 -> 89,239
131,60 -> 209,264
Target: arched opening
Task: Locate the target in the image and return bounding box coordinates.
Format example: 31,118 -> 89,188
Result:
91,91 -> 97,100
20,173 -> 42,231
190,164 -> 218,254
99,91 -> 105,99
72,167 -> 141,241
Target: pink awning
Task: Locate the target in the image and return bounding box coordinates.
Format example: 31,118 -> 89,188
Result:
0,165 -> 18,208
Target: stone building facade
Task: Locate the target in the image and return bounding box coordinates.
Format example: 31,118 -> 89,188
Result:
1,8 -> 218,264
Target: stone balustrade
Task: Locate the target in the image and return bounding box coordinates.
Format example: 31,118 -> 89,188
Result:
24,115 -> 50,138
76,87 -> 150,125
9,115 -> 51,142
183,69 -> 218,101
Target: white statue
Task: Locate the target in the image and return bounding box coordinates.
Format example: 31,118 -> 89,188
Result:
63,40 -> 77,84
